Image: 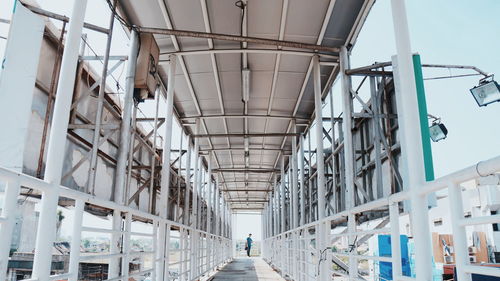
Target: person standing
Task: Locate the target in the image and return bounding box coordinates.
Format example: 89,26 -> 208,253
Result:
245,233 -> 253,257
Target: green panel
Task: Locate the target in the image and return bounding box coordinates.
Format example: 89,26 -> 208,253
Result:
413,54 -> 434,181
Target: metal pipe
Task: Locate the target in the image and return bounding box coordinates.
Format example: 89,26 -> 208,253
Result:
298,135 -> 305,227
114,30 -> 139,204
339,46 -> 358,279
156,54 -> 176,281
192,119 -> 201,229
183,139 -> 192,225
21,3 -> 109,34
68,200 -> 84,281
390,0 -> 433,279
192,133 -> 300,138
280,156 -> 286,233
448,182 -> 471,281
148,89 -> 160,213
389,202 -> 402,278
207,155 -> 212,233
291,122 -> 299,229
313,55 -> 328,281
87,3 -> 116,193
36,21 -> 66,178
32,1 -> 88,280
138,27 -> 340,53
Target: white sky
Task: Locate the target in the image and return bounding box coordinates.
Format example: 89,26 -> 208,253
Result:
1,0 -> 499,242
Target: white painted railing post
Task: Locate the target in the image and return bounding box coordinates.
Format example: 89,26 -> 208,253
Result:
448,182 -> 472,281
68,200 -> 84,281
390,202 -> 403,279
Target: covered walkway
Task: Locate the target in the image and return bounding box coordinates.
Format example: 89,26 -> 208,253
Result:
211,258 -> 284,281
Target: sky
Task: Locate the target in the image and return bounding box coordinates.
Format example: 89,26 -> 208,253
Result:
1,0 -> 500,241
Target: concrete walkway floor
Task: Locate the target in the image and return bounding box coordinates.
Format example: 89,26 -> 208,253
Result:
211,257 -> 285,281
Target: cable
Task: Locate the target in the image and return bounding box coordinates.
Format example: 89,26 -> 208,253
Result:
316,247 -> 331,277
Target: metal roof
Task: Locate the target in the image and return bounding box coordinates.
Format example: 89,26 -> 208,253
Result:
118,0 -> 373,210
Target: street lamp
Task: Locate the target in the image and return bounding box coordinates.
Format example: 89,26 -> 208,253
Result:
470,75 -> 500,107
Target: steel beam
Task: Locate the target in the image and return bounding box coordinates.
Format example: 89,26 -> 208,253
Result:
114,30 -> 139,204
138,27 -> 340,53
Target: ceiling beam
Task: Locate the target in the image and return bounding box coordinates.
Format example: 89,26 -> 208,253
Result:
180,114 -> 309,122
213,168 -> 279,173
138,27 -> 340,54
193,133 -> 300,138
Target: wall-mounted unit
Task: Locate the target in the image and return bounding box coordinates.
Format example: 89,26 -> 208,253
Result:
134,33 -> 160,103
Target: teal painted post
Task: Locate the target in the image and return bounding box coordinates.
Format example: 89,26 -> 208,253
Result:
413,54 -> 435,181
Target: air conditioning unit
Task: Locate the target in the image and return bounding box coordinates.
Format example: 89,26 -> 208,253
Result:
134,33 -> 160,103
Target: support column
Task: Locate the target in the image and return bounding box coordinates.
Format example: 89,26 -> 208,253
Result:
183,140 -> 192,225
207,154 -> 213,233
390,1 -> 433,279
280,156 -> 286,233
87,7 -> 115,193
192,119 -> 201,228
215,176 -> 220,236
339,46 -> 358,279
32,1 -> 88,280
313,55 -> 328,281
448,182 -> 471,281
115,30 -> 139,204
68,200 -> 84,281
292,125 -> 299,229
299,134 -> 305,226
157,54 -> 176,281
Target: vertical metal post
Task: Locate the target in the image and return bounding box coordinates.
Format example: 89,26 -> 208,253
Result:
292,123 -> 299,229
389,202 -> 403,279
307,131 -> 313,221
0,180 -> 20,278
192,119 -> 201,228
370,77 -> 383,198
280,156 -> 286,233
299,134 -> 305,226
328,88 -> 337,213
177,131 -> 184,221
207,154 -> 213,234
122,212 -> 132,280
215,175 -> 220,236
68,200 -> 84,281
87,4 -> 115,193
274,175 -> 279,235
448,182 -> 471,281
115,30 -> 139,204
339,46 -> 358,279
109,210 -> 121,278
197,162 -> 203,230
148,88 -> 160,213
313,55 -> 327,281
157,54 -> 176,281
32,1 -> 88,280
183,140 -> 192,225
390,1 -> 433,279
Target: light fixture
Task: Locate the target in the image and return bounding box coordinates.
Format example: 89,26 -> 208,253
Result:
427,114 -> 448,142
242,68 -> 250,102
429,122 -> 448,142
470,75 -> 500,107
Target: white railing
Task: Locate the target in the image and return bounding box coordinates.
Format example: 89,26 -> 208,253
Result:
263,155 -> 500,280
0,166 -> 232,281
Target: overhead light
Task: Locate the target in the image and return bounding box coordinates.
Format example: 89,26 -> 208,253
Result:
429,122 -> 448,142
242,68 -> 250,102
470,76 -> 500,107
